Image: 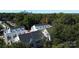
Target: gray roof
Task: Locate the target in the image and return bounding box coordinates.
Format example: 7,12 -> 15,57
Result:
19,30 -> 45,44
4,26 -> 25,34
34,24 -> 52,29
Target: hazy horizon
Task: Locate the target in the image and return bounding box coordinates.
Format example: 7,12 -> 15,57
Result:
0,10 -> 79,13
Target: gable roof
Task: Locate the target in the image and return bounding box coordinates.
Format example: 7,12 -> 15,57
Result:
34,24 -> 52,28
19,30 -> 45,44
4,26 -> 25,34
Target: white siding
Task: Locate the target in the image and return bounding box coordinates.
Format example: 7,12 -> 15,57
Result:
42,29 -> 51,41
31,25 -> 38,32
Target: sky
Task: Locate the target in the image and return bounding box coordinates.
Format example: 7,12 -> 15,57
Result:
0,0 -> 79,13
0,10 -> 79,13
0,0 -> 78,13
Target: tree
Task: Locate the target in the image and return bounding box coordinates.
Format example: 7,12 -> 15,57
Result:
6,42 -> 31,48
0,39 -> 6,48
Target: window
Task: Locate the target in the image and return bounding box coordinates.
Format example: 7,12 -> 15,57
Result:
13,34 -> 17,38
46,25 -> 48,28
12,30 -> 16,33
7,36 -> 11,40
36,27 -> 39,29
43,26 -> 46,28
40,26 -> 42,29
21,28 -> 24,30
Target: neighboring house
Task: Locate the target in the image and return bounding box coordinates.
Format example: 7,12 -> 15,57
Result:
3,24 -> 52,45
3,27 -> 26,44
